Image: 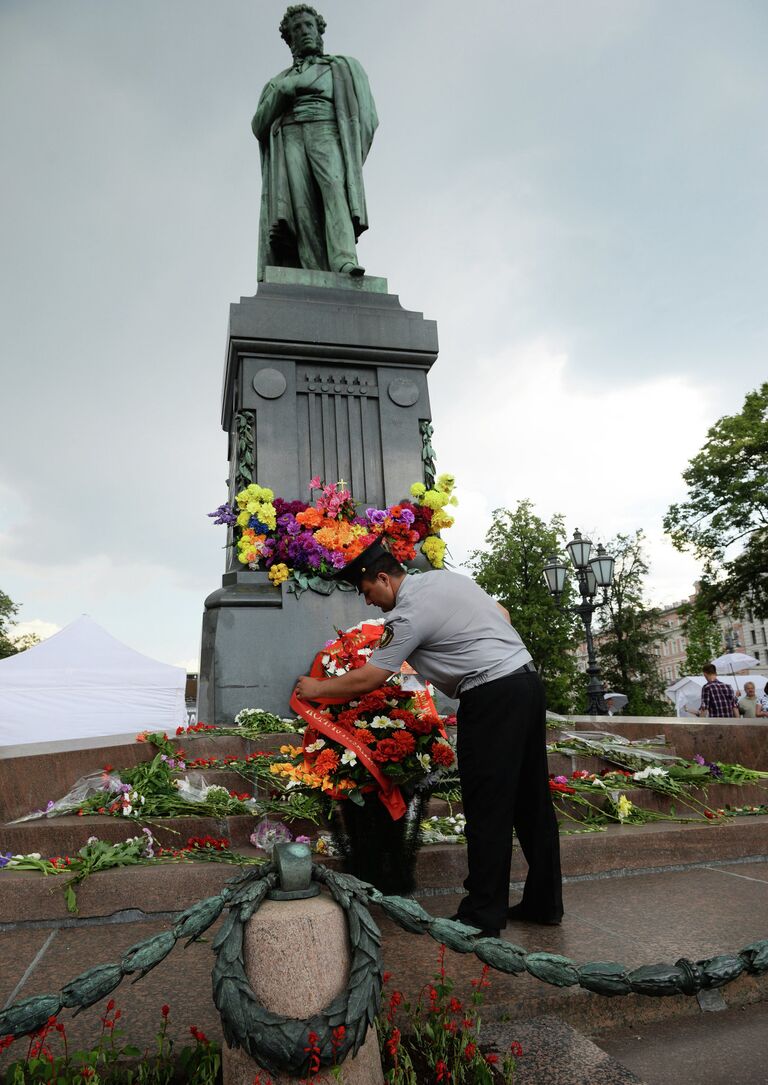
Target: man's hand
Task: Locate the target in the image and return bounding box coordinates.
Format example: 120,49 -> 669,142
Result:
277,72 -> 301,99
278,65 -> 320,100
295,675 -> 326,701
295,663 -> 392,704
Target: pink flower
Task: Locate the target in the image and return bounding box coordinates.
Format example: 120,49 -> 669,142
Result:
309,476 -> 321,490
554,775 -> 569,785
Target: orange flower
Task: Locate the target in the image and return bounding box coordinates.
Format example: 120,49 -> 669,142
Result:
315,520 -> 358,549
314,749 -> 340,776
296,507 -> 324,528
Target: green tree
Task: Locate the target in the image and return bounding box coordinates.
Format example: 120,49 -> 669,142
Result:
664,383 -> 768,617
594,532 -> 670,715
682,607 -> 722,675
0,588 -> 38,659
465,501 -> 581,713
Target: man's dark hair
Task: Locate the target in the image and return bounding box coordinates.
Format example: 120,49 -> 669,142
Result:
359,553 -> 406,584
280,4 -> 327,44
703,663 -> 717,676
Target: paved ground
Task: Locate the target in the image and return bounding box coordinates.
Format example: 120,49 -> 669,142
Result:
1,857 -> 767,1080
599,1000 -> 768,1085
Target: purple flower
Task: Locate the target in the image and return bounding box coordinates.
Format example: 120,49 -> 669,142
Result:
208,503 -> 237,526
399,508 -> 415,525
277,513 -> 301,536
331,551 -> 347,569
142,827 -> 155,858
250,820 -> 293,852
45,800 -> 55,812
366,508 -> 387,526
0,852 -> 13,868
693,754 -> 706,765
295,835 -> 311,845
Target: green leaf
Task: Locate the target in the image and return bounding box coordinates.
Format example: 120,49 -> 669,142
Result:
308,576 -> 334,596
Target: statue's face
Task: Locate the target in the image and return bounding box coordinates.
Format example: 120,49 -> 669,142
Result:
287,12 -> 322,56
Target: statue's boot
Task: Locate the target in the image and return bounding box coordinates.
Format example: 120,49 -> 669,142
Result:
339,261 -> 365,277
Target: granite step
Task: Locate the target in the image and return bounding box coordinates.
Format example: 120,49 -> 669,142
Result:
9,776 -> 765,873
0,730 -> 689,824
1,812 -> 319,859
2,815 -> 767,926
553,782 -> 768,822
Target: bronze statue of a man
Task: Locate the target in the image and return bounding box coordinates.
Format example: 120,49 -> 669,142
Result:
253,5 -> 378,279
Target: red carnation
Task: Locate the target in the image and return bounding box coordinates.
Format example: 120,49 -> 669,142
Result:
372,738 -> 405,763
389,709 -> 416,728
393,730 -> 416,754
359,689 -> 388,712
431,742 -> 455,767
314,749 -> 340,776
408,713 -> 440,735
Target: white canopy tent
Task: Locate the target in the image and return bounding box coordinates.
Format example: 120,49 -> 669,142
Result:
0,616 -> 186,747
664,673 -> 767,718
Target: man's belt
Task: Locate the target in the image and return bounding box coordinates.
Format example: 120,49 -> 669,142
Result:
512,661 -> 537,675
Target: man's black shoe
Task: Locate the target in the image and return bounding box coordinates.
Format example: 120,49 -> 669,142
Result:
447,913 -> 501,939
507,903 -> 562,926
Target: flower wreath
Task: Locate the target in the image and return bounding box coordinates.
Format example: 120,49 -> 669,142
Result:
287,621 -> 451,820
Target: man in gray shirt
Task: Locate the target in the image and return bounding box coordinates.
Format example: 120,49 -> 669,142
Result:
296,540 -> 563,936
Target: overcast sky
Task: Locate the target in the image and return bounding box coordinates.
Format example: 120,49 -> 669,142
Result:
1,0 -> 766,669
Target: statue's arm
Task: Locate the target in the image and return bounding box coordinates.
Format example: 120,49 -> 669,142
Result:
252,73 -> 297,141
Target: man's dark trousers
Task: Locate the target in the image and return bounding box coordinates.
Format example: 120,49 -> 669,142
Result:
455,670 -> 563,931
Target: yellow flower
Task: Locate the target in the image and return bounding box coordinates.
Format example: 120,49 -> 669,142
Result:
436,473 -> 455,494
269,762 -> 294,777
236,509 -> 250,528
410,482 -> 427,499
269,563 -> 290,585
431,510 -> 455,532
616,794 -> 633,821
423,536 -> 447,568
422,489 -> 449,511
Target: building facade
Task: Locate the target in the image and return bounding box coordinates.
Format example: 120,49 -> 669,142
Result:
576,589 -> 768,683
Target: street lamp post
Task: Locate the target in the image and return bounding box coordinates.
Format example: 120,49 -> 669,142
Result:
543,529 -> 615,716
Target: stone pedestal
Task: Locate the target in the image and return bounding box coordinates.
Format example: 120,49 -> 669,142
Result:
222,895 -> 384,1085
199,272 -> 439,721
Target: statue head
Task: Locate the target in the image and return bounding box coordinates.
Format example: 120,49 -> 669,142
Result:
280,5 -> 326,58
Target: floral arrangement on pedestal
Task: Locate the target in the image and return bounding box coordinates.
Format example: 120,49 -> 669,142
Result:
208,473 -> 458,595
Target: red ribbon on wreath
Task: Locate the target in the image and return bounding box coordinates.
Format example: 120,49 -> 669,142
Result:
289,620 -> 442,821
289,689 -> 407,819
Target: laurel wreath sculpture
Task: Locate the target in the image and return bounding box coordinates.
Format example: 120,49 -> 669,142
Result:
1,858 -> 767,1077
211,863 -> 383,1075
